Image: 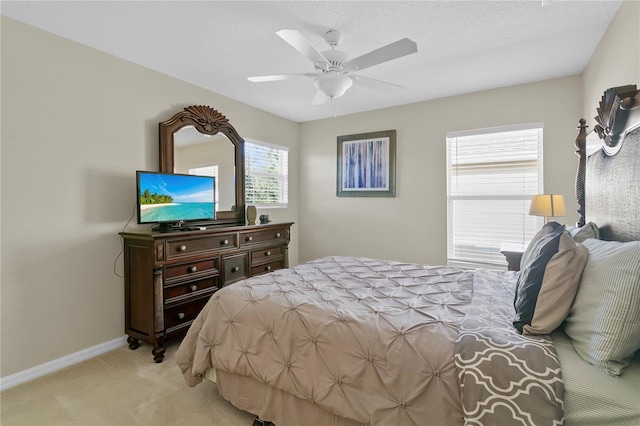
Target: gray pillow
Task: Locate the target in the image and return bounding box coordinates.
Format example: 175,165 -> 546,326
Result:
514,225 -> 563,332
564,238 -> 640,376
522,232 -> 588,335
566,222 -> 600,243
520,221 -> 563,271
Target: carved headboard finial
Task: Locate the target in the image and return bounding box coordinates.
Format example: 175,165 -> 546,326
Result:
575,118 -> 588,227
594,84 -> 639,155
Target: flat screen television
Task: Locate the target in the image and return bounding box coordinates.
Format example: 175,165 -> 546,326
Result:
136,171 -> 215,231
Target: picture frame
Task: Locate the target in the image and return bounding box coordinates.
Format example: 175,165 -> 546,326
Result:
337,129 -> 396,197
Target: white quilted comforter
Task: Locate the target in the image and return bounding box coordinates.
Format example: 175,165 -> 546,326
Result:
176,256 -> 564,425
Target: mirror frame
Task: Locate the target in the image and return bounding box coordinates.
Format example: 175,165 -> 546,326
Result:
159,105 -> 245,225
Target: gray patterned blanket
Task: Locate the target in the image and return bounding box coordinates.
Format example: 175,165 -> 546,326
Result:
454,268 -> 565,425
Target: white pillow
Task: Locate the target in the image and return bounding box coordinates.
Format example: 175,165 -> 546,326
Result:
566,222 -> 600,243
564,238 -> 640,376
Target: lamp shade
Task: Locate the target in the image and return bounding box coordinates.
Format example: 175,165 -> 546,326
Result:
529,194 -> 566,218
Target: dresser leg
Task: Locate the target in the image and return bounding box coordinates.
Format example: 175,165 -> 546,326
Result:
127,336 -> 140,350
253,416 -> 274,426
152,340 -> 166,363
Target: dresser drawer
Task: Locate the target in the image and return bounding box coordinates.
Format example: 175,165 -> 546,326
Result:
251,259 -> 284,276
164,276 -> 219,303
164,258 -> 218,282
166,234 -> 236,259
251,245 -> 283,263
222,253 -> 249,285
164,295 -> 211,333
239,227 -> 286,247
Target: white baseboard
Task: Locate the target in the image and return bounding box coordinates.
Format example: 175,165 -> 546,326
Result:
0,335 -> 128,392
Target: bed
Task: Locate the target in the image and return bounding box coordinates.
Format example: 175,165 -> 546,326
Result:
176,86 -> 640,426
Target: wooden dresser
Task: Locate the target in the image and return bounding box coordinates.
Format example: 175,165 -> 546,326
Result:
120,222 -> 293,362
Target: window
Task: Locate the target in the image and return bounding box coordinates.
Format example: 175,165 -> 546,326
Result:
446,124 -> 543,269
245,139 -> 289,207
189,165 -> 219,211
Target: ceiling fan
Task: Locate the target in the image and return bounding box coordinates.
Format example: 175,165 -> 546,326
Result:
248,29 -> 418,105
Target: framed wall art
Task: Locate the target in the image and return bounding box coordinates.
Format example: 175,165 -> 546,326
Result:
337,129 -> 396,197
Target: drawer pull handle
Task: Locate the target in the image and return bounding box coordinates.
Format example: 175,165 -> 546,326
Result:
265,251 -> 271,256
276,233 -> 281,238
179,245 -> 187,252
189,266 -> 197,273
190,285 -> 198,292
246,236 -> 253,242
232,266 -> 239,273
221,239 -> 229,246
177,312 -> 185,320
265,266 -> 272,271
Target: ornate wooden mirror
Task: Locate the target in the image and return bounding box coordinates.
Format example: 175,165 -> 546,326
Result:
159,105 -> 245,225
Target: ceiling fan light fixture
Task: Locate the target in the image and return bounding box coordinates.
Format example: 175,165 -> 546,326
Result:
314,71 -> 353,99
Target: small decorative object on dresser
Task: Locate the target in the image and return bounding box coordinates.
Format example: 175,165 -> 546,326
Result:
246,205 -> 257,225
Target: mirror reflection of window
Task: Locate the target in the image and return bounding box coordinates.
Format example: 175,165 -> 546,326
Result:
174,126 -> 235,211
189,165 -> 219,212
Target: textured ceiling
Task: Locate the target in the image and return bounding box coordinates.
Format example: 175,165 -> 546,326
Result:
1,1 -> 622,122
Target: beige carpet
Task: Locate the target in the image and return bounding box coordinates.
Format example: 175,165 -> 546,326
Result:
0,340 -> 256,425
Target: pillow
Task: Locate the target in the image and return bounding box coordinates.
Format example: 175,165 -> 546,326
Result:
519,221 -> 563,271
564,239 -> 640,376
514,225 -> 562,332
513,227 -> 588,335
566,222 -> 600,243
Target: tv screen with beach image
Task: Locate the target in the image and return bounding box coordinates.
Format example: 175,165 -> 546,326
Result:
137,171 -> 215,224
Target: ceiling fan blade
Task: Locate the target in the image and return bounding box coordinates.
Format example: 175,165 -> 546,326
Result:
350,75 -> 404,91
345,38 -> 417,72
277,29 -> 330,67
311,90 -> 329,105
248,73 -> 315,82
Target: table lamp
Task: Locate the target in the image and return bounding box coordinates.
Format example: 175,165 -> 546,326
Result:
529,194 -> 566,223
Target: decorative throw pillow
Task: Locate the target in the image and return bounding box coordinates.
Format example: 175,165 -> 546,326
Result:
523,232 -> 588,335
519,221 -> 563,271
566,222 -> 600,243
514,224 -> 563,332
564,239 -> 640,376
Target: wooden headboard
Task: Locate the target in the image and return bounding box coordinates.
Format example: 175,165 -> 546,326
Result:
575,86 -> 640,242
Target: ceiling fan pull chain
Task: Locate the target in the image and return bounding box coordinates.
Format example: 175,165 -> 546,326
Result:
331,98 -> 337,128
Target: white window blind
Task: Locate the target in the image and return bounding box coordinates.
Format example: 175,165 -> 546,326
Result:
245,140 -> 289,207
446,124 -> 543,269
189,165 -> 220,211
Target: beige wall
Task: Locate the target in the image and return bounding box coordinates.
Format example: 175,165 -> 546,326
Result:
582,0 -> 640,130
298,77 -> 582,265
0,17 -> 299,377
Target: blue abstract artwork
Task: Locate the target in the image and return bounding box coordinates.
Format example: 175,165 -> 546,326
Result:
341,137 -> 389,191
